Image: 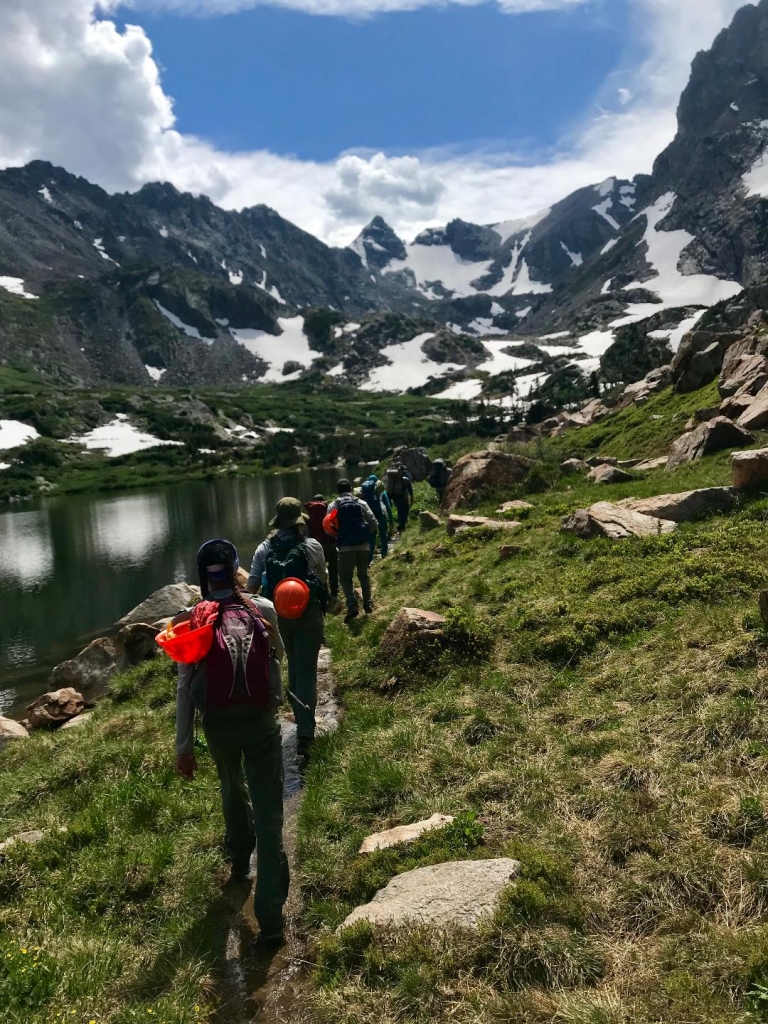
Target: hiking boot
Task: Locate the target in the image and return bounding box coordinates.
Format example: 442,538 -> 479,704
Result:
363,601 -> 374,614
344,606 -> 359,624
251,924 -> 286,950
297,736 -> 314,760
225,866 -> 251,886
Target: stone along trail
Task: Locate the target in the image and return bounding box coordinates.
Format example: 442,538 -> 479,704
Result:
218,648 -> 339,1024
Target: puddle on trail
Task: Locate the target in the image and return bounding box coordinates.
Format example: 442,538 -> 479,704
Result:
221,647 -> 339,1023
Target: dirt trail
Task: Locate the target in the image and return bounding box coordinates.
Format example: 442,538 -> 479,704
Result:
215,648 -> 339,1024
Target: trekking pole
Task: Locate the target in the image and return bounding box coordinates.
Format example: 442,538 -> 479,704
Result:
288,690 -> 312,712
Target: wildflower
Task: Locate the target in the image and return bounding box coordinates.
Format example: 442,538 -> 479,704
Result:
20,947 -> 28,954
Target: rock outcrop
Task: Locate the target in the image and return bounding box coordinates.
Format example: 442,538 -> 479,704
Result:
389,446 -> 432,482
617,487 -> 736,522
447,515 -> 522,537
561,502 -> 677,539
736,390 -> 768,430
667,417 -> 754,470
732,448 -> 768,490
118,583 -> 201,626
49,637 -> 119,694
588,465 -> 633,485
377,608 -> 447,667
560,458 -> 588,476
359,814 -> 455,855
341,859 -> 520,932
443,450 -> 532,511
419,511 -> 441,531
496,500 -> 534,513
634,456 -> 669,472
0,716 -> 29,749
27,688 -> 86,729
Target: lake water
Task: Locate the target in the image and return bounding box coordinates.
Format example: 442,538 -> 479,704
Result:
0,468 -> 342,714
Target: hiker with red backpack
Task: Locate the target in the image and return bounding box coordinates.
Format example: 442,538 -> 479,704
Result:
247,498 -> 328,761
304,493 -> 339,601
325,479 -> 378,623
173,539 -> 289,946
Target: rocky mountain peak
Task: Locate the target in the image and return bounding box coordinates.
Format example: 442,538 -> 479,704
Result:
350,216 -> 407,270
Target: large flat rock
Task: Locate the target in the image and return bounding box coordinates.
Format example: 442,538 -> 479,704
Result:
341,858 -> 521,932
667,417 -> 754,470
447,515 -> 522,537
443,450 -> 532,511
617,487 -> 736,522
737,389 -> 768,430
588,464 -> 633,484
732,448 -> 768,490
561,502 -> 677,539
0,716 -> 29,750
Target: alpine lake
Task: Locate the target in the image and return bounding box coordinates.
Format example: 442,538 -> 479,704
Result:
0,467 -> 343,714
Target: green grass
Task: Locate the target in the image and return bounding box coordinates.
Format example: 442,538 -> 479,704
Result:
296,387 -> 768,1023
0,660 -> 229,1024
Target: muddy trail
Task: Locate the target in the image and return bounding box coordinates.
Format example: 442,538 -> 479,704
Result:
214,647 -> 340,1024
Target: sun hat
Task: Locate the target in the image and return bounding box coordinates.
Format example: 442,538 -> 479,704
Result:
270,496 -> 308,529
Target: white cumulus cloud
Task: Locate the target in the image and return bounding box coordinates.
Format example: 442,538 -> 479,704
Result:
125,0 -> 588,15
0,0 -> 754,246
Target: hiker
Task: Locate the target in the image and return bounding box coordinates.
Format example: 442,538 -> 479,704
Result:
325,479 -> 378,623
304,493 -> 339,601
384,462 -> 414,532
248,498 -> 328,761
361,474 -> 394,563
175,539 -> 289,945
428,458 -> 452,507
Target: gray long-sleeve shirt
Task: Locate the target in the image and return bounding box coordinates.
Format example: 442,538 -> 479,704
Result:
247,532 -> 328,592
175,594 -> 283,757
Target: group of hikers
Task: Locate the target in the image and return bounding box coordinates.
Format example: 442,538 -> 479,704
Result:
170,457 -> 452,948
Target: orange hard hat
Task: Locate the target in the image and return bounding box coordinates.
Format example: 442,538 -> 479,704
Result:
273,577 -> 311,619
155,620 -> 214,664
323,510 -> 339,537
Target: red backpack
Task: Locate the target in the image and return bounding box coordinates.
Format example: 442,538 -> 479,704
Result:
305,500 -> 330,545
191,598 -> 271,711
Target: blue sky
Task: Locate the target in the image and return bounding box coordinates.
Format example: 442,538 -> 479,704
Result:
120,2 -> 634,161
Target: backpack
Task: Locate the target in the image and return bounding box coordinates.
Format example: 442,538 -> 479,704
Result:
192,598 -> 271,712
304,501 -> 329,545
264,536 -> 311,600
385,467 -> 406,499
429,462 -> 451,489
361,480 -> 382,518
336,495 -> 371,547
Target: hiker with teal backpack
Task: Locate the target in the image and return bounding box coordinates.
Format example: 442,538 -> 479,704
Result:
173,539 -> 289,946
325,479 -> 378,623
248,498 -> 328,761
361,474 -> 393,563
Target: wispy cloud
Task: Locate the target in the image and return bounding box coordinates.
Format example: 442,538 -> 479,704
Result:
123,0 -> 589,17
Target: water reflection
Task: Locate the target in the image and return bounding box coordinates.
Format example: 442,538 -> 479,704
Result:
0,468 -> 340,712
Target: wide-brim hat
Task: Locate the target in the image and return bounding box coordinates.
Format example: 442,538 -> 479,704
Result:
270,496 -> 309,529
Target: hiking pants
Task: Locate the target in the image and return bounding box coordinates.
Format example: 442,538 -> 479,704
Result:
368,516 -> 389,562
203,707 -> 289,934
338,547 -> 372,611
324,543 -> 339,597
393,495 -> 410,531
279,604 -> 324,741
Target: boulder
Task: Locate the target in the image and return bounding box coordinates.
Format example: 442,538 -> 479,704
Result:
389,446 -> 432,482
588,465 -> 634,485
737,390 -> 768,431
621,366 -> 672,404
719,352 -> 768,398
114,622 -> 160,667
634,456 -> 668,472
447,515 -> 522,537
507,424 -> 539,444
419,511 -> 441,532
60,712 -> 94,731
693,406 -> 722,423
667,417 -> 755,470
561,502 -> 677,540
118,583 -> 201,626
617,487 -> 736,522
443,450 -> 532,511
27,688 -> 86,729
732,448 -> 768,490
359,814 -> 455,855
586,456 -> 617,468
341,859 -> 521,933
49,637 -> 118,694
0,716 -> 29,750
560,458 -> 588,476
720,394 -> 754,420
579,398 -> 611,424
496,500 -> 534,513
499,545 -> 519,561
673,331 -> 742,393
377,608 -> 446,667
0,827 -> 67,859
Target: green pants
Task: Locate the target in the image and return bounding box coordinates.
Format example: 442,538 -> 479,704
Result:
338,547 -> 372,611
203,706 -> 289,933
279,604 -> 324,741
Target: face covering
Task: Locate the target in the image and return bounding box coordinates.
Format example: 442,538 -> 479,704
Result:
209,587 -> 234,600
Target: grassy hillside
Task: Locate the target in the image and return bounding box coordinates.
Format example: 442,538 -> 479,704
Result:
300,386 -> 768,1024
4,381 -> 768,1023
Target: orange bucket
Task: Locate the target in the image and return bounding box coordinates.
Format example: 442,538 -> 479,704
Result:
273,577 -> 311,619
155,620 -> 214,664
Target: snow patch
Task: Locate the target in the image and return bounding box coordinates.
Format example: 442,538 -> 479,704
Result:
93,238 -> 119,265
259,244 -> 267,260
229,269 -> 243,286
540,332 -> 571,341
38,185 -> 52,203
362,332 -> 462,392
511,259 -> 552,295
230,316 -> 314,383
516,306 -> 532,319
384,242 -> 492,299
435,378 -> 483,401
477,342 -> 533,376
255,271 -> 285,303
74,220 -> 83,231
328,363 -> 346,377
467,318 -> 507,336
154,301 -> 209,342
159,225 -> 169,238
492,207 -> 550,245
601,279 -> 613,295
0,420 -> 40,450
0,277 -> 38,300
593,199 -> 621,232
71,418 -> 182,458
560,242 -> 583,267
145,365 -> 166,382
601,239 -> 618,255
578,330 -> 616,358
595,178 -> 615,197
731,102 -> 740,112
490,301 -> 504,316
